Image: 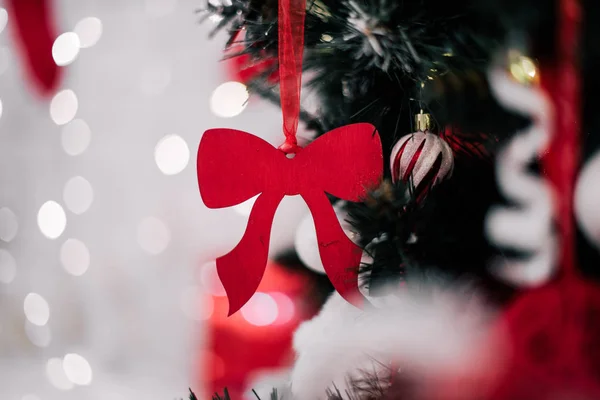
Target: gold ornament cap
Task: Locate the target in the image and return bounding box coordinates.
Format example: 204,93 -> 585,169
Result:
415,111 -> 431,132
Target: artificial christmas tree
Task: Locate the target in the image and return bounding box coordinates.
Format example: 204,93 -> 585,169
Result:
195,0 -> 600,398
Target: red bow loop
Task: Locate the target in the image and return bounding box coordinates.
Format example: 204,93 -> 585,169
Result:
198,128 -> 287,208
197,124 -> 383,315
295,123 -> 383,200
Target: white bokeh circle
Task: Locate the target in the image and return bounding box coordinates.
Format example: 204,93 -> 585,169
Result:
140,64 -> 171,95
0,249 -> 16,284
576,151 -> 600,249
232,195 -> 257,217
50,90 -> 78,125
180,286 -> 214,321
52,32 -> 80,66
0,8 -> 7,34
295,203 -> 357,274
61,119 -> 91,156
60,239 -> 90,276
63,176 -> 94,214
74,17 -> 103,48
38,201 -> 67,239
46,358 -> 74,390
137,217 -> 171,255
0,207 -> 18,242
25,321 -> 52,347
294,211 -> 325,274
24,293 -> 50,326
210,81 -> 249,118
198,262 -> 226,296
154,134 -> 190,175
0,47 -> 9,76
270,292 -> 295,325
240,292 -> 278,326
63,353 -> 93,385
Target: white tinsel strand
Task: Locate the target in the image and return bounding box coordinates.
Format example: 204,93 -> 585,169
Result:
485,69 -> 557,286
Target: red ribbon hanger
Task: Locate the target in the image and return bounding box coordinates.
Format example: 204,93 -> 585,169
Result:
197,0 -> 383,315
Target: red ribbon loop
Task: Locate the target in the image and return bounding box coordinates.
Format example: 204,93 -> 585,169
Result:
277,0 -> 305,151
197,123 -> 383,315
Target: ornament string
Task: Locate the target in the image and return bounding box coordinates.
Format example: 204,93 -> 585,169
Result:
541,0 -> 581,278
552,0 -> 582,366
277,0 -> 306,154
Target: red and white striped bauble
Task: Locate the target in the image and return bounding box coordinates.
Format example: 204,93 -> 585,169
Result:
390,131 -> 454,192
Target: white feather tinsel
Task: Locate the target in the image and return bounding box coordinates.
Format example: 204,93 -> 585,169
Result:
290,285 -> 499,400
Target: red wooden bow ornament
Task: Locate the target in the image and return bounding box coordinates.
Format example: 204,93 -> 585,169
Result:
198,125 -> 382,315
197,0 -> 383,315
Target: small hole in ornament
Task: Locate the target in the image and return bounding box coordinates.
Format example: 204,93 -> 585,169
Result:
286,153 -> 295,159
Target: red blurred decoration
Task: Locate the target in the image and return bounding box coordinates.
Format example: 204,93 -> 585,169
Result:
440,127 -> 494,160
491,281 -> 600,399
225,44 -> 277,85
197,124 -> 383,315
488,0 -> 600,398
227,51 -> 277,84
199,261 -> 321,399
6,0 -> 63,96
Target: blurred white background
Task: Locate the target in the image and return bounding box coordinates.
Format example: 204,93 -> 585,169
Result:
0,1 -> 312,398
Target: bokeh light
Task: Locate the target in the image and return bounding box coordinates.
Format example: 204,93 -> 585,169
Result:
0,206 -> 18,242
46,358 -> 74,390
180,286 -> 214,321
154,134 -> 190,175
63,353 -> 93,385
60,239 -> 90,276
50,90 -> 79,125
63,176 -> 94,214
0,249 -> 16,284
199,262 -> 226,296
140,64 -> 171,95
270,292 -> 295,325
0,47 -> 8,75
24,293 -> 50,326
74,17 -> 103,48
241,292 -> 278,326
0,97 -> 3,120
232,195 -> 257,217
61,119 -> 92,156
37,201 -> 67,239
205,351 -> 226,380
0,8 -> 7,34
294,212 -> 325,274
25,321 -> 52,348
210,81 -> 249,118
137,217 -> 171,255
52,32 -> 81,66
509,53 -> 538,85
